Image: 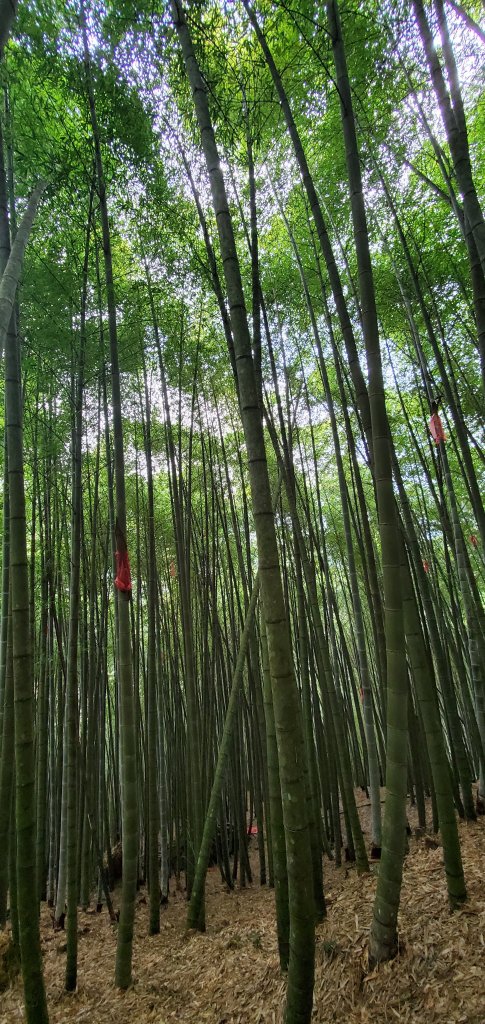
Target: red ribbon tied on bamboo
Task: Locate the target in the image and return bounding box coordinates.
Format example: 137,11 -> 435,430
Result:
115,521 -> 132,595
429,413 -> 446,445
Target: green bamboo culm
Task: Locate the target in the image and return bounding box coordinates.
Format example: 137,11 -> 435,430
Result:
324,0 -> 410,961
0,591 -> 13,927
188,470 -> 287,937
260,609 -> 290,970
80,2 -> 139,987
64,190 -> 91,990
0,147 -> 49,1023
187,576 -> 260,932
171,5 -> 315,1020
142,357 -> 161,937
399,534 -> 466,906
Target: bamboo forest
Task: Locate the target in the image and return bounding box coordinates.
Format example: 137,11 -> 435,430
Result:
0,0 -> 484,1021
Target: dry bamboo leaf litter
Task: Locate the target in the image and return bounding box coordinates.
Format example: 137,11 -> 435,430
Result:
1,801 -> 484,1024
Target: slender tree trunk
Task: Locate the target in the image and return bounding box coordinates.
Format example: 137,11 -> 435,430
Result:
0,0 -> 18,55
271,177 -> 382,850
187,576 -> 260,930
141,357 -> 161,935
440,444 -> 485,808
171,5 -> 315,1020
65,195 -> 91,990
326,0 -> 409,961
0,602 -> 13,926
0,180 -> 46,355
412,0 -> 485,276
445,0 -> 485,45
81,5 -> 138,988
1,119 -> 49,1024
0,432 -> 9,766
243,0 -> 373,465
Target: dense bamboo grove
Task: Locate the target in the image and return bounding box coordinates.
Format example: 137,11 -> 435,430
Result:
0,1 -> 484,1021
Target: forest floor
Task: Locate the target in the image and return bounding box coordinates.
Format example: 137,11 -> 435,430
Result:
1,792 -> 485,1024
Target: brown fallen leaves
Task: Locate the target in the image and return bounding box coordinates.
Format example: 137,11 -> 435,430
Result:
0,800 -> 484,1024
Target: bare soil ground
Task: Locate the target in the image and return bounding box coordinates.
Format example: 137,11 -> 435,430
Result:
1,793 -> 484,1024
